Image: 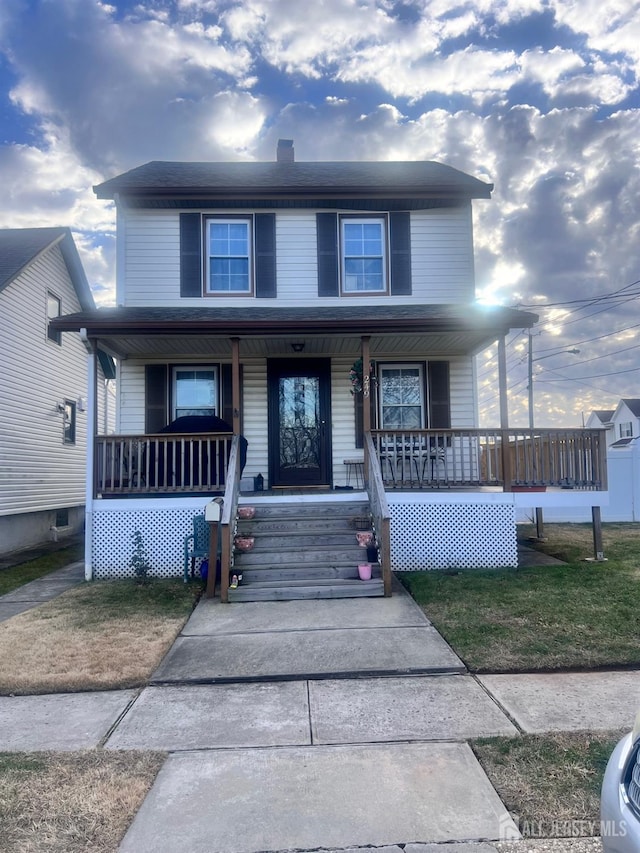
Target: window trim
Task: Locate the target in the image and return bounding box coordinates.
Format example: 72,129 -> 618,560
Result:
378,362 -> 426,429
63,399 -> 76,445
620,421 -> 633,438
47,291 -> 62,345
340,215 -> 389,296
171,365 -> 219,420
203,215 -> 254,297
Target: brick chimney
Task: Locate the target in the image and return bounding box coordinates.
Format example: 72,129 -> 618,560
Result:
277,139 -> 295,163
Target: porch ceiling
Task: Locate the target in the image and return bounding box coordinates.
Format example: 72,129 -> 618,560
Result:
52,303 -> 537,360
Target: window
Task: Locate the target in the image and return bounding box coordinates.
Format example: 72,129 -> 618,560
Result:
379,364 -> 425,429
172,367 -> 218,419
341,217 -> 387,293
620,421 -> 633,438
63,400 -> 76,444
47,292 -> 61,344
205,218 -> 252,294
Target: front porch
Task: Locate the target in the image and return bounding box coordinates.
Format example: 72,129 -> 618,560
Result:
86,426 -> 608,600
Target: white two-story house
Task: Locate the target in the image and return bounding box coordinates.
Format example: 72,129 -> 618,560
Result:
53,142 -> 608,599
0,227 -> 115,555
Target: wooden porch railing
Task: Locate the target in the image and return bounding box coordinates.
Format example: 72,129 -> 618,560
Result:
364,433 -> 392,597
219,435 -> 242,604
94,433 -> 233,496
370,428 -> 607,491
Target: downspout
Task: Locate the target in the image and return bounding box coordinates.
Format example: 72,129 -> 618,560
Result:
80,329 -> 96,581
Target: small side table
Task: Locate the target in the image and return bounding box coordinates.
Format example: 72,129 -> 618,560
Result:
343,458 -> 364,489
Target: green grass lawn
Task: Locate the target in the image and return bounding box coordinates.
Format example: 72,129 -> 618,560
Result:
399,522 -> 640,672
0,544 -> 84,596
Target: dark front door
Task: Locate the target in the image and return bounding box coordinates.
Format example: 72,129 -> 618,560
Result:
268,359 -> 332,488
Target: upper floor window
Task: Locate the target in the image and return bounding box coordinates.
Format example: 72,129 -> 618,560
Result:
47,292 -> 62,345
620,421 -> 633,438
205,217 -> 252,295
172,366 -> 218,418
341,217 -> 387,293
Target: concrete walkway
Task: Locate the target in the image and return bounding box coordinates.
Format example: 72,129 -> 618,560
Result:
0,555 -> 630,852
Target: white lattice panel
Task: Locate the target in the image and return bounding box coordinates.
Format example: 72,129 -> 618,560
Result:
390,503 -> 517,570
92,508 -> 199,579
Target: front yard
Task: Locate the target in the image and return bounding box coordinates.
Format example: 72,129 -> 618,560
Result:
400,522 -> 640,672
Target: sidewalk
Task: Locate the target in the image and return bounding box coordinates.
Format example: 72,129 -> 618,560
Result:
0,561 -> 628,852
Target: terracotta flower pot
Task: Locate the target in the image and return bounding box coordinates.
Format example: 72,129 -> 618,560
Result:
234,536 -> 255,551
358,563 -> 372,581
237,506 -> 256,519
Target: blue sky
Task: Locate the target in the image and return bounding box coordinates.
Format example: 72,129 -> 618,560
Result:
1,0 -> 639,426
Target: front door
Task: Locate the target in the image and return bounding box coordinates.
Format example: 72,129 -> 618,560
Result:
267,359 -> 332,488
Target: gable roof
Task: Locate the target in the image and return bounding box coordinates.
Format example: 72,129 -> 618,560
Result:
591,409 -> 615,425
94,159 -> 493,201
620,399 -> 640,418
0,227 -> 94,310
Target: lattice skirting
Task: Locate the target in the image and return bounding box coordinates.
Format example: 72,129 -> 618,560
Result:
390,502 -> 517,570
92,508 -> 201,579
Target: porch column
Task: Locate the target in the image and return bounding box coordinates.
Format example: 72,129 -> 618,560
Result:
497,335 -> 513,491
231,337 -> 240,435
81,331 -> 97,581
361,336 -> 371,485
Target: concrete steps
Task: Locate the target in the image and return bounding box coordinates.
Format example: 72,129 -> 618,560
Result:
229,500 -> 383,602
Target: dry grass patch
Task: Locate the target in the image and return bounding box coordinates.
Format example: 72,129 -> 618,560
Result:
0,580 -> 200,695
473,730 -> 624,838
0,750 -> 164,853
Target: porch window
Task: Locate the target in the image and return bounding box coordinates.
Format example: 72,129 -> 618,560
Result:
379,364 -> 424,429
47,292 -> 61,345
205,218 -> 252,294
172,367 -> 218,419
341,217 -> 387,293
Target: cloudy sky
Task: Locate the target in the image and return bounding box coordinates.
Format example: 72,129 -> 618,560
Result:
1,0 -> 639,427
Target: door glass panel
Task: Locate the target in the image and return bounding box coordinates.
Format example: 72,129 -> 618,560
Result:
279,377 -> 320,470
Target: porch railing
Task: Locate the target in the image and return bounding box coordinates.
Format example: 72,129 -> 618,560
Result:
364,433 -> 392,596
220,435 -> 242,604
370,428 -> 607,491
94,433 -> 233,497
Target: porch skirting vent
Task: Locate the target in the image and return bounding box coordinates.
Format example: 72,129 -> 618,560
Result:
389,502 -> 517,571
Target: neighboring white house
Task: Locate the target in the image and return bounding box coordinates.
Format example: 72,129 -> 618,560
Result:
52,143 -> 608,594
0,227 -> 116,555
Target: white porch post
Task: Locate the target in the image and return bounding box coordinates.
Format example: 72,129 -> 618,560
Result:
497,335 -> 513,491
81,331 -> 97,581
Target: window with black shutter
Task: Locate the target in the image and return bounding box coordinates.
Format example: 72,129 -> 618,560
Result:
179,212 -> 276,298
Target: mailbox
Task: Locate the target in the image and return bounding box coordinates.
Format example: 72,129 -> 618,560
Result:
205,498 -> 223,522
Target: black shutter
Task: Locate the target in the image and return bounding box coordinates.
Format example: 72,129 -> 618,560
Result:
428,361 -> 450,428
221,364 -> 243,430
180,213 -> 202,297
255,213 -> 277,297
389,212 -> 412,295
145,365 -> 168,433
317,213 -> 339,296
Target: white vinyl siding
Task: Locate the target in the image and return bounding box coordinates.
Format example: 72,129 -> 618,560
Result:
118,354 -> 476,487
121,206 -> 476,307
0,245 -> 89,516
